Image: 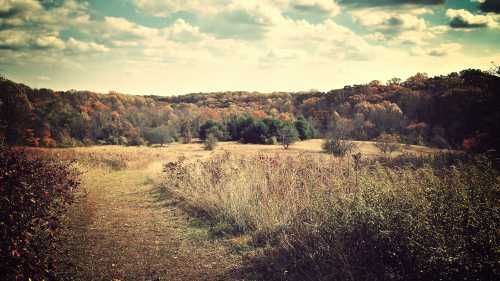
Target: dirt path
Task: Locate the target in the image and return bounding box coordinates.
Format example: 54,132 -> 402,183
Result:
63,160 -> 245,281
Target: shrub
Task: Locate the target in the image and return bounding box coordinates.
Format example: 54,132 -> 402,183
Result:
199,120 -> 225,140
204,133 -> 218,151
278,124 -> 299,149
374,133 -> 402,155
0,147 -> 80,280
128,136 -> 146,146
322,137 -> 357,156
143,126 -> 174,146
266,136 -> 278,145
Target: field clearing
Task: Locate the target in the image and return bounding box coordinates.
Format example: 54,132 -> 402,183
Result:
40,140 -> 456,280
27,139 -> 447,169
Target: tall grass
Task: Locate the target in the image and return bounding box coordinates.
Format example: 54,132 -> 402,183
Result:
162,152 -> 499,281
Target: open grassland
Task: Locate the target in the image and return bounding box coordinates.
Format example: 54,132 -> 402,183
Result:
24,140 -> 494,281
24,138 -> 445,170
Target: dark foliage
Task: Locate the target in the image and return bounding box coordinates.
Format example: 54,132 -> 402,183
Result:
199,120 -> 225,140
322,136 -> 357,156
1,69 -> 499,154
294,116 -> 315,140
0,147 -> 80,280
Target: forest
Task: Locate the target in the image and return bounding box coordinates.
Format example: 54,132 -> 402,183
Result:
1,69 -> 499,154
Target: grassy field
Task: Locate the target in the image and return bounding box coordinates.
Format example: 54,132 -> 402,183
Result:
30,140 -> 496,281
26,138 -> 444,166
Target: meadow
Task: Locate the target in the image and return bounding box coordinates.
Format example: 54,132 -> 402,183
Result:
3,140 -> 498,280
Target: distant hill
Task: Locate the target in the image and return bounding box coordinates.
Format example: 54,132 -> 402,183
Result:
1,69 -> 499,153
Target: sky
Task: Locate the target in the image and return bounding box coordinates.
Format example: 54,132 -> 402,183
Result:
0,0 -> 499,95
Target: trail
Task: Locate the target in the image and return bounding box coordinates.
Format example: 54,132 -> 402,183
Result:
63,160 -> 244,281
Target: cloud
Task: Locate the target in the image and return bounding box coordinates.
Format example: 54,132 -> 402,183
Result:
0,0 -> 90,29
103,16 -> 158,39
352,9 -> 428,33
0,0 -> 41,27
34,35 -> 65,49
268,18 -> 377,62
0,0 -> 95,53
258,49 -> 300,68
0,29 -> 67,50
446,9 -> 498,29
66,38 -> 109,52
479,0 -> 500,14
0,29 -> 31,49
36,75 -> 50,81
338,0 -> 445,8
164,19 -> 208,42
198,1 -> 285,40
290,0 -> 341,16
133,0 -> 227,17
426,43 -> 463,56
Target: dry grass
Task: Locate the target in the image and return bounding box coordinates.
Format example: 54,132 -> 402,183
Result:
161,150 -> 498,281
23,139 -> 446,170
27,140 -> 456,280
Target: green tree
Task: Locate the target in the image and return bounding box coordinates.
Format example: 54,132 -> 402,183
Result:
294,116 -> 314,140
241,120 -> 269,144
144,126 -> 174,146
199,120 -> 225,140
278,123 -> 299,149
179,121 -> 193,144
204,133 -> 218,150
0,82 -> 34,145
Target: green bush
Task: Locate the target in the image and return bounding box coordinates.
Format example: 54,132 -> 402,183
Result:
278,124 -> 299,149
143,126 -> 174,146
204,133 -> 218,150
199,120 -> 225,140
294,116 -> 315,140
322,137 -> 357,156
0,147 -> 80,280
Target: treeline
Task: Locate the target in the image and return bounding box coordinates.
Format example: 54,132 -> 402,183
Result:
0,69 -> 499,152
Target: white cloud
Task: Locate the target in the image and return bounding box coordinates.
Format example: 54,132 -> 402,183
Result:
446,9 -> 499,28
103,16 -> 158,39
351,8 -> 428,32
34,35 -> 65,49
290,0 -> 341,16
411,42 -> 463,57
162,19 -> 208,42
36,75 -> 51,81
0,30 -> 32,49
427,43 -> 463,56
133,0 -> 227,17
66,38 -> 109,52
